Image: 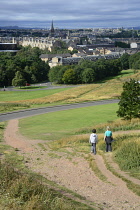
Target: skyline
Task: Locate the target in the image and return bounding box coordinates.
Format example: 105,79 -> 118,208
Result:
0,0 -> 140,29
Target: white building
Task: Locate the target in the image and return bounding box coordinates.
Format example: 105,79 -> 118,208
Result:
130,42 -> 140,49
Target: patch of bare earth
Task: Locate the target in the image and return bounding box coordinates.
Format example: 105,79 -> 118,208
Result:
3,119 -> 140,210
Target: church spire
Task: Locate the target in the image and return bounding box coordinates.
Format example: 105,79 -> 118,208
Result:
50,20 -> 55,36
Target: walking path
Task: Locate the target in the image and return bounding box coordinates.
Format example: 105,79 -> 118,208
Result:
3,119 -> 140,210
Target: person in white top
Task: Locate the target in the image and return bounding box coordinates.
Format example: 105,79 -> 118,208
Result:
89,129 -> 98,155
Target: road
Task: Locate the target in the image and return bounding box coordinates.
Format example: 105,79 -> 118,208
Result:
0,99 -> 119,122
0,83 -> 83,91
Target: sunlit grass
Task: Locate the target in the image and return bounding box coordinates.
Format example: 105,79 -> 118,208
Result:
1,69 -> 140,207
0,70 -> 139,114
113,135 -> 140,171
19,103 -> 119,140
76,118 -> 140,134
0,88 -> 71,102
0,103 -> 30,113
0,160 -> 92,210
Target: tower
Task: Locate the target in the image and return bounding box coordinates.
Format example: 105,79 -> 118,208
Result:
50,20 -> 55,37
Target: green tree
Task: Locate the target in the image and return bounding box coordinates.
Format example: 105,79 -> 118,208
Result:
0,65 -> 6,87
120,53 -> 130,70
115,41 -> 130,48
31,74 -> 37,83
129,52 -> 140,69
12,71 -> 26,88
117,79 -> 140,120
48,65 -> 69,84
105,59 -> 121,76
62,69 -> 76,84
82,68 -> 95,83
74,65 -> 83,84
29,61 -> 49,83
5,61 -> 20,85
78,59 -> 95,69
132,59 -> 140,71
57,66 -> 68,84
48,66 -> 60,83
71,49 -> 78,54
93,59 -> 106,80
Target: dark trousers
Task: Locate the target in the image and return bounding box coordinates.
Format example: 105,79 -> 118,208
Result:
91,143 -> 96,154
106,143 -> 112,152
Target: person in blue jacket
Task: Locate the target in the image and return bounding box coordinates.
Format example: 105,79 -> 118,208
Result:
104,126 -> 113,152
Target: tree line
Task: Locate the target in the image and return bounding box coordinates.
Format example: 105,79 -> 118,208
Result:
48,52 -> 140,84
0,46 -> 140,87
0,46 -> 50,87
49,58 -> 122,84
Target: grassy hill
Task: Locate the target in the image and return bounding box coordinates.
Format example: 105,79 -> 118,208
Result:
0,69 -> 139,113
0,69 -> 140,209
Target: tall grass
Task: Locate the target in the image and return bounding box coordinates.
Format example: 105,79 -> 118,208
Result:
101,152 -> 140,196
76,118 -> 140,134
0,122 -> 5,143
7,84 -> 101,104
0,160 -> 93,210
48,135 -> 89,152
0,103 -> 30,113
97,132 -> 140,179
113,134 -> 140,171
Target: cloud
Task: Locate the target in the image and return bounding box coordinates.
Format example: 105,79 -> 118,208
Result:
0,0 -> 140,28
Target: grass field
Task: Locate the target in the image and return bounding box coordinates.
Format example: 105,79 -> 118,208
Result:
19,103 -> 119,140
0,88 -> 71,102
0,70 -> 139,110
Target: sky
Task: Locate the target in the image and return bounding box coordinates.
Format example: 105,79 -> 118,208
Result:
0,0 -> 140,29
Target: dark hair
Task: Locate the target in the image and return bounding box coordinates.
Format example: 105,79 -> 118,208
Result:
92,129 -> 96,133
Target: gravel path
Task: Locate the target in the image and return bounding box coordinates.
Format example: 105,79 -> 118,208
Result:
3,119 -> 140,210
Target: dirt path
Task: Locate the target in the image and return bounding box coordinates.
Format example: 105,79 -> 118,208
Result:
104,153 -> 140,186
3,119 -> 140,210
